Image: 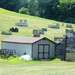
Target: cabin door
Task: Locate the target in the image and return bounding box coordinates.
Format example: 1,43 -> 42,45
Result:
38,44 -> 50,59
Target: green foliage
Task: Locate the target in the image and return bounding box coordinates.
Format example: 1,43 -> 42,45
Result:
57,2 -> 75,23
7,56 -> 19,62
19,7 -> 29,14
11,54 -> 18,58
32,58 -> 41,61
59,0 -> 75,3
0,54 -> 18,59
0,0 -> 28,12
0,54 -> 10,59
51,58 -> 61,62
0,0 -> 75,23
28,0 -> 39,16
0,54 -> 20,62
64,18 -> 75,23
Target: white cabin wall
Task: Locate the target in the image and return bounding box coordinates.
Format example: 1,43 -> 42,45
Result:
2,42 -> 32,56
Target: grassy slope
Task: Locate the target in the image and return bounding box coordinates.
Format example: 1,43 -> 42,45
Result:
0,8 -> 75,75
59,0 -> 75,3
0,8 -> 75,47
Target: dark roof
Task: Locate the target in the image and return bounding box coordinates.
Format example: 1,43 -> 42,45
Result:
2,36 -> 56,44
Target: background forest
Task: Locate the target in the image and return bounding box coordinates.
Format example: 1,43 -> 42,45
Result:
0,0 -> 75,23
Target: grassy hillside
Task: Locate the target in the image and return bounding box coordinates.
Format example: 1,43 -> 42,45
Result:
59,0 -> 75,3
0,8 -> 75,47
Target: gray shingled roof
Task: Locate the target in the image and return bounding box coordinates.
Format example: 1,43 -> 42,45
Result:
2,36 -> 43,44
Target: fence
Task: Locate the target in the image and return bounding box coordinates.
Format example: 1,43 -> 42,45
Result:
0,49 -> 16,55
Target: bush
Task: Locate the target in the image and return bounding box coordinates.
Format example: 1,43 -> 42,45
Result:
19,7 -> 29,14
0,54 -> 10,59
50,58 -> 61,62
32,58 -> 40,61
11,54 -> 18,58
0,54 -> 18,59
64,17 -> 75,23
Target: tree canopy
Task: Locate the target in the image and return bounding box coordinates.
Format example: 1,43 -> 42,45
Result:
0,0 -> 75,23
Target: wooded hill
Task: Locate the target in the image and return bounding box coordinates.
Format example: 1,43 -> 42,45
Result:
0,0 -> 75,23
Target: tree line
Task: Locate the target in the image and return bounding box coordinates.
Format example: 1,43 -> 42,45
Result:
0,0 -> 75,23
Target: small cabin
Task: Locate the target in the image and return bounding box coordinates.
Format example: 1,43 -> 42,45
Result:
1,36 -> 56,59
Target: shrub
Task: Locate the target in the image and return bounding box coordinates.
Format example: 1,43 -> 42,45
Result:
32,58 -> 40,61
0,54 -> 18,59
0,54 -> 10,59
64,17 -> 75,23
19,7 -> 29,14
51,58 -> 61,62
11,54 -> 18,58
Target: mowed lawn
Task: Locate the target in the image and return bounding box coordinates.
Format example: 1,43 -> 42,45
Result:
0,8 -> 75,47
0,8 -> 75,75
0,8 -> 65,40
0,59 -> 75,75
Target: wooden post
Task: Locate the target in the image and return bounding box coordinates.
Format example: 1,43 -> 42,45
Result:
63,36 -> 67,61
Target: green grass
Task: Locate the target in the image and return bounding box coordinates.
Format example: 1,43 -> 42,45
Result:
0,7 -> 75,75
0,58 -> 75,75
66,52 -> 75,61
0,55 -> 75,75
59,0 -> 75,3
0,8 -> 75,48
